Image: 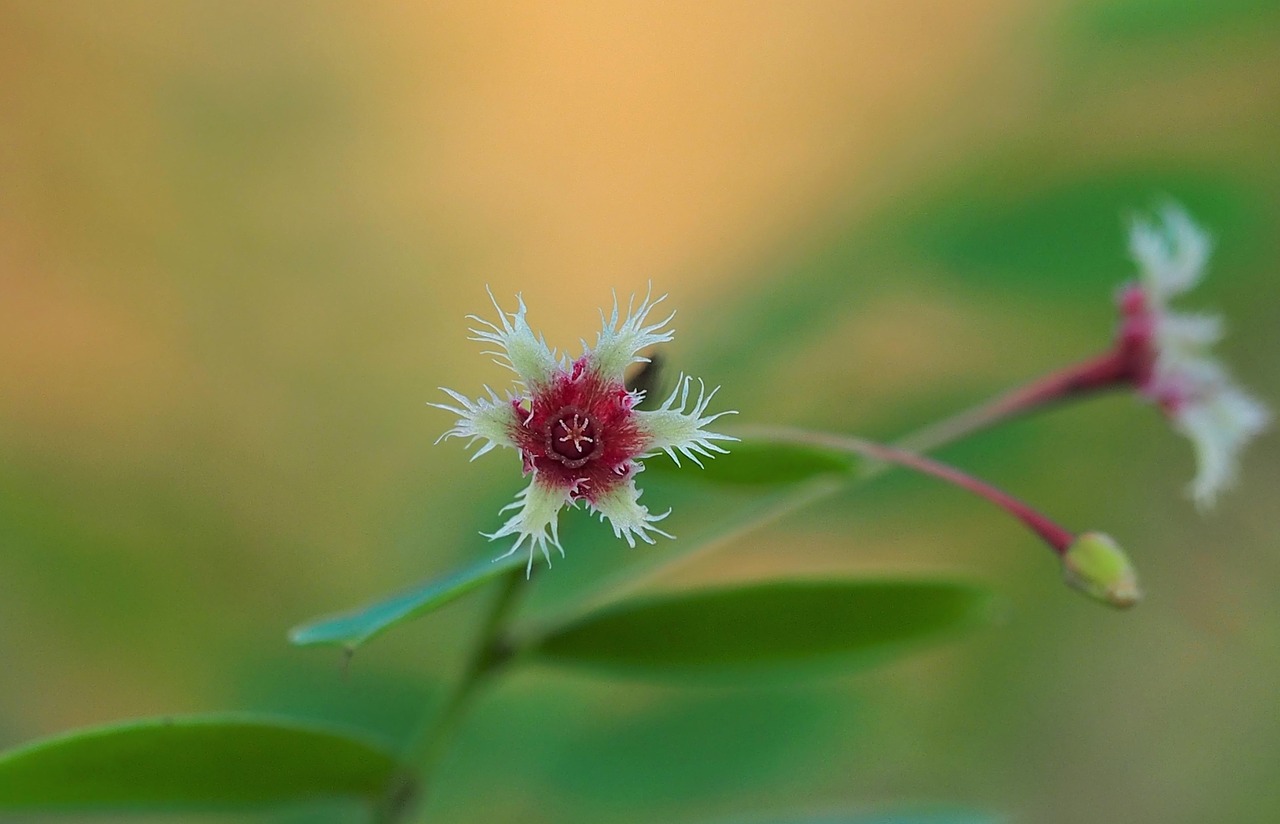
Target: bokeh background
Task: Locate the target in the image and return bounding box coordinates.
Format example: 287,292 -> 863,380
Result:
2,2 -> 1279,822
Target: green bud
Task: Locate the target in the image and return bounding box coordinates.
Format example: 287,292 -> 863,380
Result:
1062,532 -> 1141,609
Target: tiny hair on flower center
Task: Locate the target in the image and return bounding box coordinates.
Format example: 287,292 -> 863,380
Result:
545,406 -> 601,468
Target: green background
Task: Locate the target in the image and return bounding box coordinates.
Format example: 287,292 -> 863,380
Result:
2,1 -> 1278,822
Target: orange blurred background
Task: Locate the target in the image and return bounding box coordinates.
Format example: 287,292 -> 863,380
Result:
3,3 -> 1279,823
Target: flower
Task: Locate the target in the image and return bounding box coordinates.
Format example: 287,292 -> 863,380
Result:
917,203 -> 1269,510
433,288 -> 736,574
1117,204 -> 1270,507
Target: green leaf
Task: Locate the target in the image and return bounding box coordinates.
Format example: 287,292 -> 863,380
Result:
529,579 -> 991,682
1071,0 -> 1280,44
545,689 -> 846,807
645,435 -> 858,485
900,170 -> 1261,294
714,813 -> 998,824
290,552 -> 525,649
847,816 -> 998,824
0,714 -> 399,811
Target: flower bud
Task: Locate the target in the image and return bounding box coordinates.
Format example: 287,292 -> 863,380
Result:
1062,532 -> 1141,609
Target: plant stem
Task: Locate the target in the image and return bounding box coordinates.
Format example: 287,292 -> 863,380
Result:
550,358 -> 1113,628
378,567 -> 527,823
386,352 -> 1125,820
739,426 -> 1075,554
893,350 -> 1130,456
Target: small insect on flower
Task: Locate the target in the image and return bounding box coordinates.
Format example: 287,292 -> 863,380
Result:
432,288 -> 737,575
1118,204 -> 1270,507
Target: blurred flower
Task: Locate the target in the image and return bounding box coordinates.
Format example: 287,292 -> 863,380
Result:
917,204 -> 1269,509
434,289 -> 735,574
1118,204 -> 1270,507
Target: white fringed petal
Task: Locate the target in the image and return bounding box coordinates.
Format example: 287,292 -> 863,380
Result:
485,479 -> 573,576
1126,205 -> 1270,509
430,386 -> 519,460
1173,382 -> 1271,510
636,375 -> 738,467
588,286 -> 675,378
589,476 -> 674,549
1156,310 -> 1224,356
1129,204 -> 1212,301
468,289 -> 561,388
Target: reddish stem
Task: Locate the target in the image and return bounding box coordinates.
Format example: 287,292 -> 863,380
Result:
982,349 -> 1135,417
849,439 -> 1075,555
739,427 -> 1077,556
896,347 -> 1138,456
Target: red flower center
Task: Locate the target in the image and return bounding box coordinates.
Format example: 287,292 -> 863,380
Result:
510,357 -> 649,503
545,407 -> 601,468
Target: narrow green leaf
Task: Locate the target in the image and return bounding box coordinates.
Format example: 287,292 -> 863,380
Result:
290,552 -> 524,649
645,436 -> 857,486
530,579 -> 990,681
0,714 -> 399,811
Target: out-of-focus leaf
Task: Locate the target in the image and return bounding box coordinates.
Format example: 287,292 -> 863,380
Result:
233,657 -> 442,749
0,715 -> 398,811
714,813 -> 998,824
529,579 -> 990,681
546,688 -> 846,807
289,553 -> 524,649
645,435 -> 857,485
1071,0 -> 1280,43
901,171 -> 1258,292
